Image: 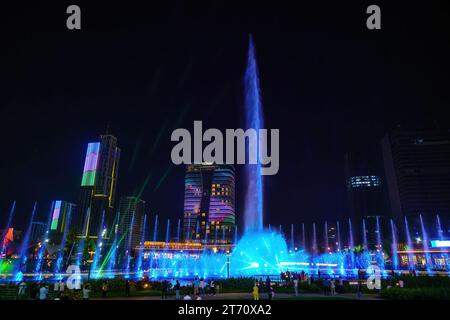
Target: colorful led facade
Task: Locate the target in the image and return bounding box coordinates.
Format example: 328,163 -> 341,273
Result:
50,200 -> 76,233
182,164 -> 235,244
50,201 -> 62,230
79,134 -> 121,238
81,142 -> 101,186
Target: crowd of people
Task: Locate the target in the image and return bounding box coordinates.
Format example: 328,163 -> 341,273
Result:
169,276 -> 219,300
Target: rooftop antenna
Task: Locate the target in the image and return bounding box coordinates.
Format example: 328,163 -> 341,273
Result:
105,121 -> 111,134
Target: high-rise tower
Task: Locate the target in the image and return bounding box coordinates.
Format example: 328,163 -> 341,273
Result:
182,164 -> 235,244
79,134 -> 121,238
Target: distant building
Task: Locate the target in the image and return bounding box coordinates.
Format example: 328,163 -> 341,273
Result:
183,164 -> 235,244
79,133 -> 121,238
382,128 -> 450,228
30,222 -> 46,242
49,200 -> 76,234
117,196 -> 146,251
345,150 -> 386,247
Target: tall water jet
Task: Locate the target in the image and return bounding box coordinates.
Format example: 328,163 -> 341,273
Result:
404,216 -> 415,270
0,201 -> 16,255
135,214 -> 147,278
16,202 -> 37,275
55,205 -> 73,277
436,214 -> 448,269
91,210 -> 106,278
375,216 -> 385,271
34,203 -> 54,278
290,224 -> 294,249
336,221 -> 341,252
176,219 -> 181,241
375,216 -> 382,250
362,219 -> 368,250
324,221 -> 329,252
390,219 -> 399,270
348,218 -> 355,270
152,214 -> 159,242
165,219 -> 171,243
243,35 -> 264,233
106,213 -> 120,274
302,223 -> 306,249
312,223 -> 318,255
348,219 -> 354,250
124,211 -> 135,278
419,214 -> 432,273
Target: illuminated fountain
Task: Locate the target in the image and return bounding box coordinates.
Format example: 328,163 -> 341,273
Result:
362,219 -> 368,250
134,214 -> 147,278
90,210 -> 106,278
390,219 -> 399,270
14,202 -> 37,280
243,35 -> 264,233
420,214 -> 432,273
436,214 -> 449,269
34,203 -> 54,280
54,205 -> 73,278
0,201 -> 16,256
404,217 -> 416,270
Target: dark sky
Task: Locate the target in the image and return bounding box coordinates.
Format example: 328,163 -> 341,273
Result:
1,1 -> 450,232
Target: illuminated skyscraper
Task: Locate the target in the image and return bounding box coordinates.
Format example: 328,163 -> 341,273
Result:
382,128 -> 450,226
49,200 -> 76,234
79,134 -> 121,238
182,164 -> 235,244
117,196 -> 146,250
345,150 -> 386,247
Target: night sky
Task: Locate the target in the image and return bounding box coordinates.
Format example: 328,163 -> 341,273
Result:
1,1 -> 450,231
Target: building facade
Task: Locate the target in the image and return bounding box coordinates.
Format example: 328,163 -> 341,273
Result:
117,196 -> 146,251
344,151 -> 386,247
49,200 -> 76,234
382,128 -> 450,228
182,164 -> 235,244
79,134 -> 121,238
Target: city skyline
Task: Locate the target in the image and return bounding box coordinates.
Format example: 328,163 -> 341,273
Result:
1,2 -> 450,230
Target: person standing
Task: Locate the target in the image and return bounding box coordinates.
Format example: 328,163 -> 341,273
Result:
101,281 -> 108,298
293,277 -> 299,297
253,282 -> 259,300
53,281 -> 60,293
83,284 -> 91,300
39,284 -> 48,300
174,280 -> 181,300
18,281 -> 27,300
199,278 -> 205,295
330,279 -> 336,296
125,280 -> 131,297
209,279 -> 216,296
357,281 -> 363,299
161,280 -> 169,299
265,276 -> 271,297
193,277 -> 199,296
268,286 -> 274,300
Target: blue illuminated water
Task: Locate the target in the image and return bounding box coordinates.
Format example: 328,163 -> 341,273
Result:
15,202 -> 37,279
390,219 -> 399,270
243,35 -> 264,232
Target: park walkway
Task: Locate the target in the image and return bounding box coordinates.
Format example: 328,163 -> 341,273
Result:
95,292 -> 380,301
